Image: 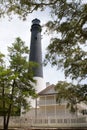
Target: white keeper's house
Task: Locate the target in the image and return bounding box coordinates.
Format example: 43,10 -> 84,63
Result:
24,83 -> 87,129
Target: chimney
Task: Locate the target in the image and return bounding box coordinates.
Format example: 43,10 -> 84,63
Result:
46,82 -> 50,87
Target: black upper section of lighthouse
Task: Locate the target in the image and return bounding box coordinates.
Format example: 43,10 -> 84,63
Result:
29,18 -> 43,77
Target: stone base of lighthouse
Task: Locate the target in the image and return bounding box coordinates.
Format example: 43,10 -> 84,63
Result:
30,77 -> 46,108
34,77 -> 46,93
21,77 -> 46,117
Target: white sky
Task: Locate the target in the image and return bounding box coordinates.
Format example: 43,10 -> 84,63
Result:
0,9 -> 69,85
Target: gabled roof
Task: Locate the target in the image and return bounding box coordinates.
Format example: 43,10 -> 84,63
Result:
38,84 -> 57,95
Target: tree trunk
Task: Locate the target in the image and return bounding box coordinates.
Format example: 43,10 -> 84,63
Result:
3,115 -> 6,130
3,104 -> 11,130
2,83 -> 7,130
6,104 -> 12,130
4,122 -> 8,130
3,80 -> 15,130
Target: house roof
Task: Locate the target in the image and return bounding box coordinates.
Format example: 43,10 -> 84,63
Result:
38,84 -> 57,95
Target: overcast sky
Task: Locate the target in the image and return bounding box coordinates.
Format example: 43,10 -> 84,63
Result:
0,9 -> 69,85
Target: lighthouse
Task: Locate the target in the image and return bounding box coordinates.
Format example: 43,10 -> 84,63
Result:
21,19 -> 45,115
29,18 -> 45,93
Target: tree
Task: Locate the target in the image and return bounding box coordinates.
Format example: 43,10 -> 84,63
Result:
0,37 -> 36,130
55,81 -> 87,113
44,0 -> 87,81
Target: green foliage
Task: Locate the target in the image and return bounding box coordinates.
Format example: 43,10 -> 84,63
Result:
44,0 -> 87,82
0,0 -> 45,20
43,0 -> 87,115
0,0 -> 62,20
55,81 -> 87,112
0,37 -> 36,130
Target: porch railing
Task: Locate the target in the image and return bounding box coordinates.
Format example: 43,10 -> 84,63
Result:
31,116 -> 87,128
